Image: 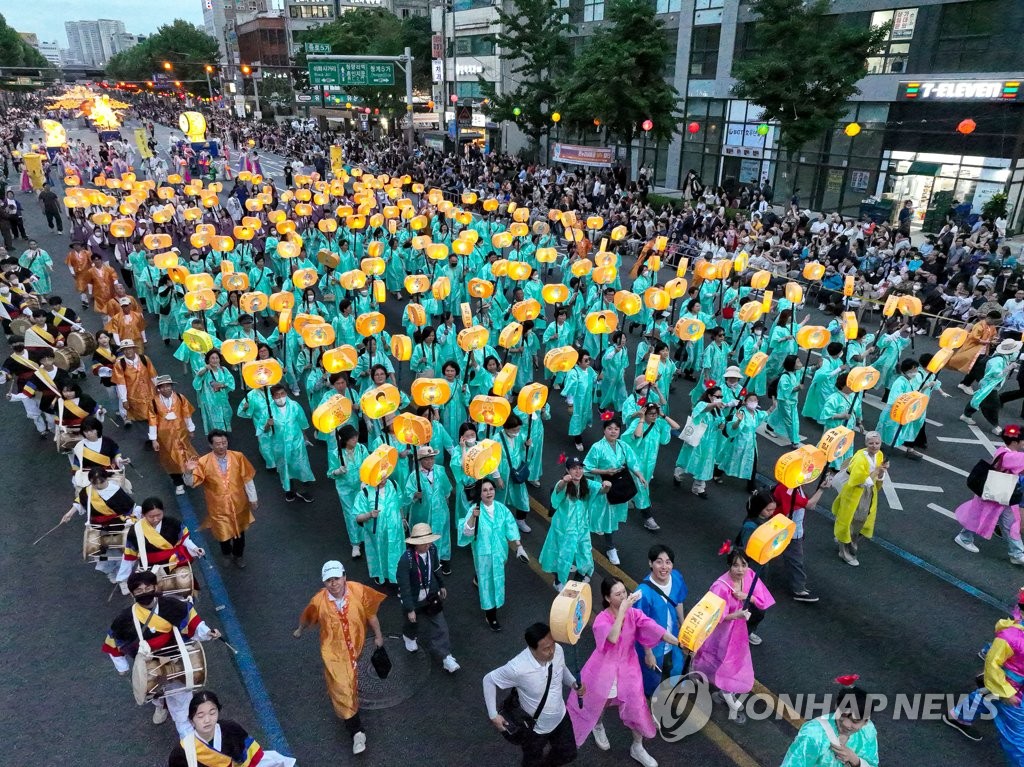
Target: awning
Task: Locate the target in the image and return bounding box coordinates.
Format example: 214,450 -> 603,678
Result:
906,161 -> 942,176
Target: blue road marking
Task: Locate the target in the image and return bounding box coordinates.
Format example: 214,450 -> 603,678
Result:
174,492 -> 293,755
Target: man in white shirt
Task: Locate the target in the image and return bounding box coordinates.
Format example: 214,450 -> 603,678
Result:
483,622 -> 583,767
1004,290 -> 1024,316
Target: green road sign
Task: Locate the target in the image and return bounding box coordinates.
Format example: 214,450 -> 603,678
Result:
308,62 -> 395,87
308,62 -> 341,86
305,43 -> 331,54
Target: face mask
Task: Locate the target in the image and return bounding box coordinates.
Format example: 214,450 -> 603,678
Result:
464,437 -> 476,447
134,591 -> 156,606
746,402 -> 758,411
274,398 -> 286,406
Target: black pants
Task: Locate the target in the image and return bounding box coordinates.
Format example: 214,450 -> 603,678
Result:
170,472 -> 185,488
343,711 -> 364,737
12,215 -> 26,239
219,533 -> 245,557
962,356 -> 988,387
44,208 -> 63,232
1000,389 -> 1024,418
747,604 -> 766,634
965,392 -> 1001,428
520,714 -> 577,767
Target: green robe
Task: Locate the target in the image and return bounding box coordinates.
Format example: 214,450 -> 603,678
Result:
327,440 -> 369,546
971,353 -> 1010,409
564,365 -> 598,436
236,389 -> 276,470
192,366 -> 236,434
458,501 -> 519,610
406,466 -> 454,560
820,390 -> 862,469
622,418 -> 671,509
514,404 -> 550,482
254,398 -> 314,491
599,345 -> 630,410
354,481 -> 405,583
801,356 -> 843,423
496,428 -> 530,512
876,374 -> 916,446
717,408 -> 768,479
767,371 -> 802,445
675,402 -> 725,480
539,481 -> 599,582
583,438 -> 640,533
780,714 -> 879,767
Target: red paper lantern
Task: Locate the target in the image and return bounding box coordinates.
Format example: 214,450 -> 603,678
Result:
687,121 -> 700,134
642,119 -> 654,132
450,94 -> 458,104
957,119 -> 977,135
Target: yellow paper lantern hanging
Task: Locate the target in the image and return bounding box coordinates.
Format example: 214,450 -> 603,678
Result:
745,515 -> 797,565
802,263 -> 826,281
927,348 -> 953,375
301,322 -> 336,349
143,233 -> 172,251
674,318 -> 706,342
541,284 -> 570,305
355,312 -> 386,337
390,335 -> 413,362
613,291 -> 642,316
469,395 -> 512,428
889,391 -> 930,425
359,444 -> 400,486
411,378 -> 452,407
750,270 -> 771,290
774,445 -> 827,489
241,359 -> 283,389
312,394 -> 354,434
585,310 -> 618,336
268,291 -> 295,313
796,326 -> 830,350
744,352 -> 769,378
847,366 -> 881,393
458,326 -> 490,352
938,328 -> 968,350
322,345 -> 359,374
240,292 -> 269,314
182,328 -> 215,354
818,427 -> 855,463
511,299 -> 542,323
517,383 -> 549,414
360,384 -> 402,420
492,364 -> 518,397
544,346 -> 579,373
462,439 -> 502,479
221,339 -> 258,366
498,322 -> 524,349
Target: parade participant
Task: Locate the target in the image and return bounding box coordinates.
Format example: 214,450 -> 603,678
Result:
167,691 -> 296,767
585,417 -> 646,565
692,548 -> 775,723
52,380 -> 98,430
540,456 -> 608,591
598,330 -> 629,411
564,348 -> 597,452
183,430 -> 259,569
496,414 -> 532,532
84,254 -> 119,318
514,391 -> 550,489
354,474 -> 405,585
9,348 -> 68,437
0,341 -> 38,395
71,415 -> 125,472
327,423 -> 369,559
21,309 -> 64,362
459,478 -> 528,632
293,560 -> 385,755
832,432 -> 888,567
110,340 -> 158,428
765,354 -> 804,446
260,384 -> 316,503
674,385 -> 726,499
405,446 -> 454,572
64,241 -> 91,307
954,425 -> 1024,565
46,295 -> 83,339
62,467 -> 140,581
951,310 -> 1001,389
483,622 -> 582,767
876,358 -> 923,457
717,390 -> 768,491
18,239 -> 53,296
192,349 -> 236,435
960,338 -> 1021,433
636,545 -> 688,697
102,570 -> 221,735
568,578 -> 680,767
780,681 -> 879,767
105,296 -> 147,348
624,402 -> 677,531
148,375 -> 198,494
772,477 -> 832,603
116,496 -> 205,586
397,523 -> 460,673
801,342 -> 845,423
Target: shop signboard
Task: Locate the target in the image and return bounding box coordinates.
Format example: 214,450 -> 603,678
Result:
899,80 -> 1021,101
849,170 -> 870,193
551,143 -> 614,168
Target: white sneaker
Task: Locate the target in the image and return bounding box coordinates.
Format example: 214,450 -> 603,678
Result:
954,535 -> 980,554
958,384 -> 975,396
993,426 -> 1003,436
352,731 -> 366,754
748,632 -> 763,646
643,517 -> 661,531
606,548 -> 620,566
959,414 -> 976,425
1011,556 -> 1024,567
629,742 -> 658,767
402,634 -> 418,652
516,519 -> 532,533
152,705 -> 168,725
351,545 -> 362,559
592,722 -> 610,751
175,485 -> 185,495
442,655 -> 461,673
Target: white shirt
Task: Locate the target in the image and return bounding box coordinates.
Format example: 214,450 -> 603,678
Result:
483,645 -> 576,735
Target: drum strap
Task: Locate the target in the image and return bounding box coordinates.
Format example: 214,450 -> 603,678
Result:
36,368 -> 61,397
132,603 -> 173,641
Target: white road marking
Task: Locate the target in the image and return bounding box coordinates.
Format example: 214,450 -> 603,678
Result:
757,426 -> 807,446
968,424 -> 1000,456
927,503 -> 957,520
891,482 -> 944,493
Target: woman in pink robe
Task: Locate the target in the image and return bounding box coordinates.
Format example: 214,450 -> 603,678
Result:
954,428 -> 1024,562
568,578 -> 680,767
692,550 -> 775,701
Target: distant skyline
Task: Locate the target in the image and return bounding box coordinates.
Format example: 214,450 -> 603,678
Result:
4,2 -> 204,47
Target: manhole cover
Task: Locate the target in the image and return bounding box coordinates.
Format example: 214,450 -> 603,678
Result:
356,636 -> 430,709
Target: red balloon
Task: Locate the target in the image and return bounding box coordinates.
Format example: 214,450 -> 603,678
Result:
687,121 -> 700,134
957,118 -> 977,135
642,119 -> 654,132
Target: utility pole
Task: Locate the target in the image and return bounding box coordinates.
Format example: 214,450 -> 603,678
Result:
450,1 -> 460,149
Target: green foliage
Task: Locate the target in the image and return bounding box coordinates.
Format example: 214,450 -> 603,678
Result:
982,192 -> 1008,221
732,0 -> 889,155
0,13 -> 52,90
480,0 -> 573,145
105,20 -> 219,95
560,0 -> 679,151
292,10 -> 432,110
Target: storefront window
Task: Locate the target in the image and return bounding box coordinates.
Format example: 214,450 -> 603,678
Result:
453,0 -> 496,10
451,34 -> 495,57
290,5 -> 333,18
656,0 -> 681,13
866,8 -> 916,74
688,25 -> 720,78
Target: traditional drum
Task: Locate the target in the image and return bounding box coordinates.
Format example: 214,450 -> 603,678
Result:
55,426 -> 82,453
66,330 -> 97,356
82,523 -> 127,562
8,317 -> 30,338
149,562 -> 196,599
54,347 -> 80,371
131,630 -> 207,705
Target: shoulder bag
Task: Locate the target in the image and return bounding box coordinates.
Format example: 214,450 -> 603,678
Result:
499,664 -> 553,745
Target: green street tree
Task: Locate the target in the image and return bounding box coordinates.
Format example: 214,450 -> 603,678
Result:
292,10 -> 431,112
480,0 -> 572,154
0,13 -> 53,90
559,0 -> 679,168
732,0 -> 889,163
106,20 -> 219,95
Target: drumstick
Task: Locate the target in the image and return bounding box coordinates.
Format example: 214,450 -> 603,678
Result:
107,582 -> 120,602
32,520 -> 67,545
218,636 -> 239,655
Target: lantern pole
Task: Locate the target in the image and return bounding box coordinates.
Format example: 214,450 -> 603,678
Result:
413,447 -> 422,493
800,348 -> 814,383
263,386 -> 274,435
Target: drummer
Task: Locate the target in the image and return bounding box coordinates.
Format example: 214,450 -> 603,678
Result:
22,309 -> 64,362
62,467 -> 140,581
46,295 -> 84,337
102,570 -> 221,736
115,497 -> 205,590
9,349 -> 69,438
0,340 -> 39,390
50,380 -> 99,431
71,415 -> 126,473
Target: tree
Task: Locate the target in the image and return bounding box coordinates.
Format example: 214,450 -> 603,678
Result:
480,0 -> 572,153
0,13 -> 53,90
559,0 -> 679,168
291,10 -> 432,113
732,0 -> 889,158
106,20 -> 219,95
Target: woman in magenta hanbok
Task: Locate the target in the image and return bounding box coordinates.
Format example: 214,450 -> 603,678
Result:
954,425 -> 1024,563
691,549 -> 775,722
568,578 -> 681,767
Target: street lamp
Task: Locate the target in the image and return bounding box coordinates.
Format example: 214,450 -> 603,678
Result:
641,119 -> 653,175
204,64 -> 215,99
163,61 -> 173,71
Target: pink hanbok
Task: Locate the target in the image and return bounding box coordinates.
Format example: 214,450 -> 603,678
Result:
955,446 -> 1024,539
19,168 -> 31,192
568,607 -> 667,746
691,569 -> 775,694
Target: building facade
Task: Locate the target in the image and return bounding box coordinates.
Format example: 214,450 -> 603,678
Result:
64,20 -> 131,67
284,0 -> 428,55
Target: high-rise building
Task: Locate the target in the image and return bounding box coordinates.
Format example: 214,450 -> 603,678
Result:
64,19 -> 129,67
283,0 -> 427,57
203,0 -> 271,70
36,41 -> 63,68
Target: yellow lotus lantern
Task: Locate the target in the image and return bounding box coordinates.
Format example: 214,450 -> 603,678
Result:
91,212 -> 112,227
322,345 -> 359,374
411,235 -> 432,251
666,277 -> 688,299
317,250 -> 340,270
643,287 -> 670,312
359,444 -> 400,486
583,215 -> 603,231
938,328 -> 968,350
796,326 -> 829,350
426,243 -> 450,262
469,395 -> 512,428
785,283 -> 804,304
292,268 -> 319,290
738,301 -> 764,323
143,233 -> 172,251
750,270 -> 771,290
570,259 -> 594,278
544,346 -> 579,373
483,198 -> 499,212
517,383 -> 548,414
774,445 -> 827,489
268,291 -> 295,313
239,292 -> 269,314
393,413 -> 433,447
183,273 -> 213,292
511,299 -> 541,323
695,261 -> 720,281
109,218 -> 135,239
301,322 -> 336,349
189,233 -> 210,250
411,377 -> 451,407
745,515 -> 796,565
890,391 -> 929,425
608,225 -> 627,242
361,384 -> 402,420
819,427 -> 855,463
612,291 -> 641,317
339,270 -> 368,291
452,239 -> 474,256
275,240 -> 298,260
841,311 -> 859,341
509,222 -> 529,239
535,247 -> 557,264
312,394 -> 354,434
498,322 -> 524,350
242,359 -> 284,390
675,318 -> 706,342
507,261 -> 532,281
843,276 -> 856,297
847,366 -> 881,393
761,290 -> 774,313
390,335 -> 413,362
542,284 -> 570,305
355,312 -> 386,337
458,326 -> 490,353
406,303 -> 427,327
492,364 -> 518,397
678,591 -> 728,654
244,198 -> 264,212
592,265 -> 617,285
221,339 -> 258,366
468,279 -> 495,300
223,273 -> 250,292
492,231 -> 514,250
512,207 -> 530,223
431,276 -> 451,301
278,307 -> 293,335
898,296 -> 923,316
927,348 -> 953,375
211,236 -> 235,253
182,328 -> 215,354
154,252 -> 179,269
455,210 -> 473,226
462,439 -> 502,479
585,310 -> 618,336
167,265 -> 189,284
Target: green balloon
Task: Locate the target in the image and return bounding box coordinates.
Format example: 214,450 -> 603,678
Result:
757,124 -> 769,136
513,107 -> 522,116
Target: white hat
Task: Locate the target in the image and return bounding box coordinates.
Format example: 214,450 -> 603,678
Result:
417,446 -> 438,459
119,339 -> 135,348
321,560 -> 345,581
154,374 -> 174,386
118,297 -> 131,306
997,339 -> 1023,356
724,366 -> 742,379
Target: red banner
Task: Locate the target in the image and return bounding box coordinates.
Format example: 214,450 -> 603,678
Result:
551,143 -> 613,168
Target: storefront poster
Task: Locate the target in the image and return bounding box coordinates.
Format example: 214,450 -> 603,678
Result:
551,143 -> 614,168
849,170 -> 870,192
826,169 -> 844,194
973,182 -> 1003,213
738,158 -> 760,183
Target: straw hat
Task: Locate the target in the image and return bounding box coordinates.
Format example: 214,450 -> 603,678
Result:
406,523 -> 440,545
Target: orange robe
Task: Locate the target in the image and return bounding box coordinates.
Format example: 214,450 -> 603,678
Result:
65,249 -> 91,293
104,295 -> 143,318
148,392 -> 199,475
105,310 -> 147,348
191,450 -> 256,542
110,354 -> 158,420
300,584 -> 386,720
949,321 -> 996,374
85,264 -> 118,314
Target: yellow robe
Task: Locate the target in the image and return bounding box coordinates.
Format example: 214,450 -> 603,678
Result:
832,448 -> 883,544
148,392 -> 199,475
192,450 -> 256,542
300,584 -> 385,720
110,354 -> 158,420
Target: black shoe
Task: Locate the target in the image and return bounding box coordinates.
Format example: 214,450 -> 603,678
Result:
39,431 -> 50,440
124,420 -> 133,430
163,339 -> 170,346
792,591 -> 820,603
942,714 -> 983,742
285,492 -> 296,502
486,617 -> 502,632
440,561 -> 452,576
995,525 -> 1004,539
295,491 -> 314,503
266,466 -> 277,473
